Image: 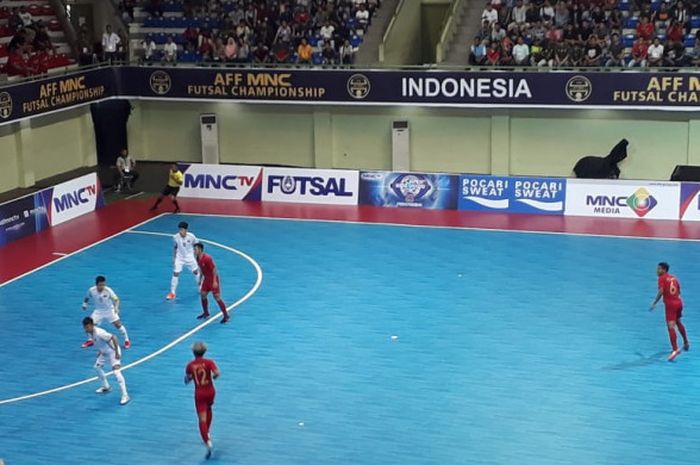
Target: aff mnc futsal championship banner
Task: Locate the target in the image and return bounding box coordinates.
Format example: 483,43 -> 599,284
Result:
3,67 -> 700,126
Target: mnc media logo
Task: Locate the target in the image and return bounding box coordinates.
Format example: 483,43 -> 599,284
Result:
626,188 -> 657,217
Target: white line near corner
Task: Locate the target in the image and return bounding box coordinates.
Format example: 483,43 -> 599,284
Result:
0,230 -> 263,406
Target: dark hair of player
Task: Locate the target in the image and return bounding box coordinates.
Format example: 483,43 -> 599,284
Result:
192,341 -> 207,357
178,221 -> 188,230
194,242 -> 204,251
95,276 -> 106,285
659,262 -> 670,272
83,316 -> 94,326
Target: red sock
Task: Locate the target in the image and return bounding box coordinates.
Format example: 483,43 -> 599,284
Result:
198,420 -> 209,443
217,299 -> 228,318
207,408 -> 213,430
677,321 -> 689,345
201,298 -> 209,314
668,327 -> 678,351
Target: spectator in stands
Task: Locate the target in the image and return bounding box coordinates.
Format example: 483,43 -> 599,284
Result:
583,36 -> 602,66
183,27 -> 198,49
33,23 -> 55,56
647,37 -> 664,66
654,3 -> 672,29
339,39 -> 355,64
18,6 -> 32,28
198,33 -> 214,61
224,37 -> 239,62
115,149 -> 138,193
605,33 -> 625,67
6,46 -> 35,77
322,41 -> 337,64
673,1 -> 690,34
119,0 -> 135,22
469,36 -> 487,65
117,28 -> 128,63
78,31 -> 95,66
237,40 -> 250,62
355,4 -> 370,29
297,37 -> 314,64
692,38 -> 700,65
636,16 -> 655,41
629,38 -> 649,67
274,20 -> 293,44
142,37 -> 157,63
163,36 -> 178,64
486,41 -> 501,65
512,35 -> 530,64
102,25 -> 121,63
253,43 -> 270,63
570,40 -> 584,66
666,39 -> 690,66
482,3 -> 499,26
244,4 -> 257,26
540,0 -> 555,22
8,8 -> 23,33
511,0 -> 527,29
491,23 -> 507,42
554,2 -> 570,27
667,20 -> 684,44
235,19 -> 251,42
553,40 -> 570,66
320,20 -> 336,48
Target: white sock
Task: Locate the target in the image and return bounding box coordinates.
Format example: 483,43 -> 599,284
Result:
95,366 -> 109,388
114,369 -> 128,397
118,325 -> 129,342
171,276 -> 179,293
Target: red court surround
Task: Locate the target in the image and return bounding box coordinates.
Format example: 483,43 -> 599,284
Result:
1,198 -> 699,284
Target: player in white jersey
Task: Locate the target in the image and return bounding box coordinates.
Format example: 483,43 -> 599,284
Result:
83,316 -> 130,405
167,221 -> 200,300
81,275 -> 131,349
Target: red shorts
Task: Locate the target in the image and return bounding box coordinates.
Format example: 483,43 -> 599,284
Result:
194,389 -> 215,413
664,303 -> 683,322
200,279 -> 220,294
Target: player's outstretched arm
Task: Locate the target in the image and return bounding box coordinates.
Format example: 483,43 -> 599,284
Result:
650,289 -> 663,311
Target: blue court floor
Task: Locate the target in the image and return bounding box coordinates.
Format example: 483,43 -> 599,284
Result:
1,214 -> 700,465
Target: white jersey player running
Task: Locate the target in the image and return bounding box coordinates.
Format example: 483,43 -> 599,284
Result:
83,316 -> 130,405
167,221 -> 200,300
81,275 -> 131,349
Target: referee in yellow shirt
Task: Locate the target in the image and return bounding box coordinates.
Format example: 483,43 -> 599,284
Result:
150,163 -> 184,213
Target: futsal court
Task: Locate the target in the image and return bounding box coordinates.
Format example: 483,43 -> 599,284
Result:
1,200 -> 700,465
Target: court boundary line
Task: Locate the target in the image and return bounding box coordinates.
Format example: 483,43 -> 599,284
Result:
0,213 -> 168,289
0,231 -> 263,406
176,212 -> 700,243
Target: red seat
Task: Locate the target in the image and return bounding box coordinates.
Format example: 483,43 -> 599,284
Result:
0,26 -> 12,38
48,19 -> 62,32
40,5 -> 53,16
0,8 -> 10,19
28,5 -> 41,16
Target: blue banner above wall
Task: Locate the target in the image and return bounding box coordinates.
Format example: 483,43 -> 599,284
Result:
1,67 -> 700,125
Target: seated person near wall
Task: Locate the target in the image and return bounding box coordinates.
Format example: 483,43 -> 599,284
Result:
114,149 -> 139,192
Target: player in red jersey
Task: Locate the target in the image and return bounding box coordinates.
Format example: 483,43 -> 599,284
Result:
650,262 -> 690,361
193,242 -> 230,323
185,341 -> 220,459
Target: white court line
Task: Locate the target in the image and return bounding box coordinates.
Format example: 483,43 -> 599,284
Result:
52,252 -> 68,257
125,191 -> 145,200
176,211 -> 700,243
0,231 -> 263,406
0,213 -> 168,289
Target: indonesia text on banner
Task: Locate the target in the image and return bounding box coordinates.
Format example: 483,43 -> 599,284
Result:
564,179 -> 680,220
359,171 -> 458,209
262,168 -> 359,205
178,164 -> 262,201
458,175 -> 566,215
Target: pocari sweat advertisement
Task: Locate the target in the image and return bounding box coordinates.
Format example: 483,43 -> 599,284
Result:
458,175 -> 566,215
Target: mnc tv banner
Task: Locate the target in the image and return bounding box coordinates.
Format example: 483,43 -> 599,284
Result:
459,175 -> 566,215
178,164 -> 263,201
359,171 -> 458,209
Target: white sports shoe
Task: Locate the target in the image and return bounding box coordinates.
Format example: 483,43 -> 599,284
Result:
120,395 -> 131,405
96,386 -> 111,394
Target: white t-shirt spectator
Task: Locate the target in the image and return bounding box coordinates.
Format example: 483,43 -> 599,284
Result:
513,43 -> 530,63
355,9 -> 370,25
482,7 -> 498,25
320,24 -> 335,40
164,41 -> 178,59
648,43 -> 664,60
142,39 -> 157,60
19,11 -> 32,26
102,32 -> 121,53
512,5 -> 527,24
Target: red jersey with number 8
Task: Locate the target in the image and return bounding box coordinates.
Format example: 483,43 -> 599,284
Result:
659,273 -> 683,307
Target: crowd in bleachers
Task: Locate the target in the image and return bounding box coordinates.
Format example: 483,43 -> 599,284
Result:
138,0 -> 379,65
0,5 -> 71,77
471,0 -> 700,67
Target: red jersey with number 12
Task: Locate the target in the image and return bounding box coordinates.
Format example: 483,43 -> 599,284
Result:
659,273 -> 682,306
186,357 -> 218,394
197,253 -> 216,282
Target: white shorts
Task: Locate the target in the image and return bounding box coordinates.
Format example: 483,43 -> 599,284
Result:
95,346 -> 122,369
91,309 -> 120,325
174,256 -> 199,274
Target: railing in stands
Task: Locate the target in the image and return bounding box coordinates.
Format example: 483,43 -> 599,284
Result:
436,0 -> 465,63
378,0 -> 405,63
